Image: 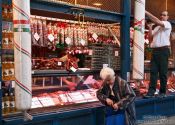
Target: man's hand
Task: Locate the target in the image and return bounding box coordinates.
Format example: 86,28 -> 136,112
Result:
147,23 -> 155,32
106,98 -> 114,106
145,10 -> 164,27
112,103 -> 119,110
147,23 -> 154,29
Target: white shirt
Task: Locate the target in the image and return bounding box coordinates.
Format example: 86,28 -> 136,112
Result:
151,21 -> 172,48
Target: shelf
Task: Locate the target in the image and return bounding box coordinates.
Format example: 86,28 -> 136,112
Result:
32,67 -> 175,77
32,69 -> 99,77
32,69 -> 121,77
2,19 -> 13,22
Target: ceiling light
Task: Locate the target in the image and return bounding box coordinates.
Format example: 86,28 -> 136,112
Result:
93,3 -> 102,6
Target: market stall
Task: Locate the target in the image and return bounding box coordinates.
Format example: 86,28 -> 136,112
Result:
1,0 -> 175,125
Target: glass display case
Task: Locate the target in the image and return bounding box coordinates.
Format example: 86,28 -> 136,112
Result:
31,73 -> 102,109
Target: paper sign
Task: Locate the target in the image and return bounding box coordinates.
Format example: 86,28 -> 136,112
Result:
34,32 -> 40,41
80,39 -> 86,46
12,81 -> 15,88
103,64 -> 108,68
92,33 -> 98,40
65,37 -> 72,45
89,50 -> 93,55
115,51 -> 119,56
70,66 -> 77,72
58,62 -> 62,66
48,34 -> 54,42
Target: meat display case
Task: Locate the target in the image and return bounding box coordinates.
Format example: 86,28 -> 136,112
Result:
31,71 -> 102,109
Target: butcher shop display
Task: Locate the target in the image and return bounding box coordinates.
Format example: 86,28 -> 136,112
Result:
30,16 -> 120,71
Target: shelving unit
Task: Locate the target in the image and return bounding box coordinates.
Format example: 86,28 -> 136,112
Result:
0,0 -> 2,124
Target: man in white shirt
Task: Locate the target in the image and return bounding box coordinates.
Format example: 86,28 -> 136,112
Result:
145,11 -> 172,98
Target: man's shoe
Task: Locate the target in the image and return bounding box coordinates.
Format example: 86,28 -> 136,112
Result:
158,93 -> 167,98
143,93 -> 155,99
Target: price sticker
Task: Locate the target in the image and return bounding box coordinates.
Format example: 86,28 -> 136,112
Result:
115,51 -> 119,56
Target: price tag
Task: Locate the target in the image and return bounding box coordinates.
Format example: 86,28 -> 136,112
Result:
48,34 -> 54,42
89,50 -> 93,55
58,62 -> 62,66
34,32 -> 40,41
65,37 -> 72,45
12,81 -> 15,88
70,66 -> 77,72
103,64 -> 108,68
145,39 -> 149,44
115,51 -> 119,56
80,39 -> 86,46
92,33 -> 98,40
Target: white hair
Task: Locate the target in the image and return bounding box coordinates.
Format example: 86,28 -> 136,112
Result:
100,67 -> 115,80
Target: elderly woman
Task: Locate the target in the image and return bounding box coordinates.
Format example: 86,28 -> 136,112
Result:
97,67 -> 136,125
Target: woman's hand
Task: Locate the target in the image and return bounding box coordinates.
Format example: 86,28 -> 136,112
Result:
106,98 -> 114,106
112,103 -> 119,110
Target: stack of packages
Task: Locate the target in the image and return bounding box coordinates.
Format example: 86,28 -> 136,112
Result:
2,0 -> 17,115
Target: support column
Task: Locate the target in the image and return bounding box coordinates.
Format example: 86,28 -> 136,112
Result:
13,0 -> 32,111
120,0 -> 131,80
132,0 -> 145,80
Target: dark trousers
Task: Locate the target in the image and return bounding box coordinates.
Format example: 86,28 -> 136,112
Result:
149,48 -> 170,94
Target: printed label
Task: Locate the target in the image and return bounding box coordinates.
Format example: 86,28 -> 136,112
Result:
5,101 -> 10,108
3,70 -> 9,76
3,38 -> 9,45
9,68 -> 14,75
10,101 -> 15,108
